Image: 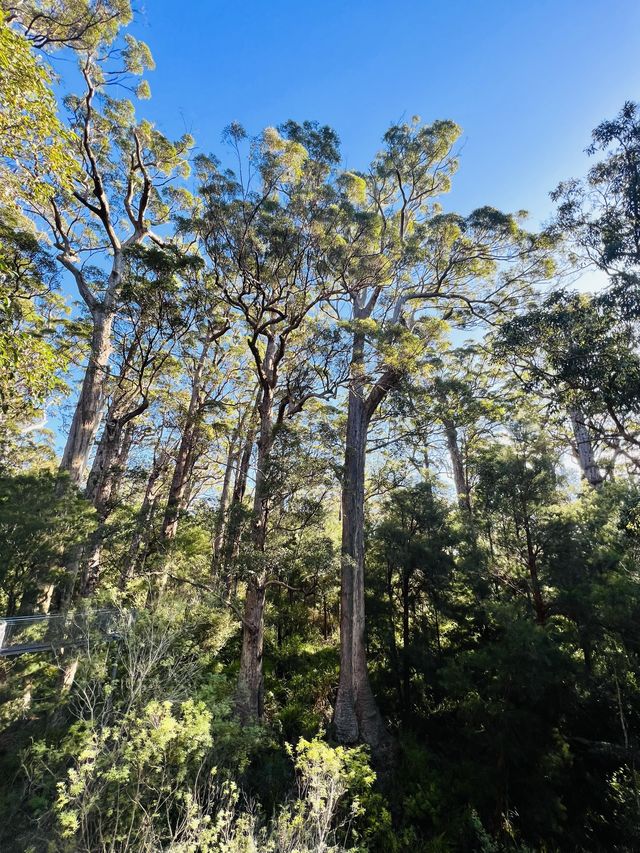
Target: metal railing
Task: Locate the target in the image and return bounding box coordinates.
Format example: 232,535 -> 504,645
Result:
0,610 -> 131,657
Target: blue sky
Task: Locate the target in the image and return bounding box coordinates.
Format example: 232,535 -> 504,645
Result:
48,0 -> 640,447
129,0 -> 640,232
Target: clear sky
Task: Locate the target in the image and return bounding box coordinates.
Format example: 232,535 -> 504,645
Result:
48,0 -> 640,451
128,0 -> 640,231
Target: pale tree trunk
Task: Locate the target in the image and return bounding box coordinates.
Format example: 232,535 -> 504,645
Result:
569,408 -> 603,488
76,327 -> 147,595
54,402 -> 119,609
443,418 -> 472,513
334,330 -> 392,755
85,410 -> 128,508
60,300 -> 115,486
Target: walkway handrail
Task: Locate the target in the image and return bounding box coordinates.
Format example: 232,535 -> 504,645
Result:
0,609 -> 132,657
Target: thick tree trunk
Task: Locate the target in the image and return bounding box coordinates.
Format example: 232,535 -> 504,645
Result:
569,409 -> 603,488
80,529 -> 103,598
236,574 -> 267,721
60,304 -> 114,487
334,331 -> 390,753
443,418 -> 472,512
86,412 -> 123,508
236,369 -> 274,723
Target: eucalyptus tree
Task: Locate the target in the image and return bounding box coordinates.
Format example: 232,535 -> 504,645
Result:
2,0 -> 131,50
495,104 -> 640,484
120,414 -> 176,588
0,8 -> 78,460
0,11 -> 75,203
79,246 -> 197,595
155,312 -> 230,564
197,122 -> 346,721
419,346 -> 508,513
0,210 -> 69,465
552,101 -> 640,284
22,29 -> 192,486
328,118 -> 554,751
496,286 -> 640,482
474,428 -> 563,625
211,380 -> 259,568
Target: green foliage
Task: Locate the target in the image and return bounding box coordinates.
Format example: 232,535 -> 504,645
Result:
0,212 -> 69,464
0,472 -> 94,614
1,10 -> 640,847
553,100 -> 640,277
7,603 -> 376,851
0,13 -> 76,198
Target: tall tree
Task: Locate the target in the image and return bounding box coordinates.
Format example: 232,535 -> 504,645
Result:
79,246 -> 195,595
552,101 -> 640,283
0,211 -> 68,465
198,122 -> 344,721
25,32 -> 192,485
329,119 -> 553,752
496,286 -> 640,481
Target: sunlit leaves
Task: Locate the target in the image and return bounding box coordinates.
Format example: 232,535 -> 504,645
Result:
0,14 -> 77,199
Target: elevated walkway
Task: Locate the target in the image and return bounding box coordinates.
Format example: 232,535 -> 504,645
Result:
0,610 -> 130,657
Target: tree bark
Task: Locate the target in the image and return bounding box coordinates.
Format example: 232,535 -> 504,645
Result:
60,304 -> 114,486
569,408 -> 603,488
81,405 -> 138,596
153,329 -> 217,595
236,347 -> 275,723
334,330 -> 391,754
212,441 -> 238,564
85,408 -> 125,508
160,424 -> 197,544
443,418 -> 472,512
212,395 -> 257,570
223,417 -> 257,568
236,575 -> 267,721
